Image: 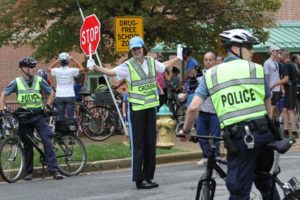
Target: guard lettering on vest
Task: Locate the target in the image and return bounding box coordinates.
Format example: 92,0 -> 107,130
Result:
138,82 -> 157,96
221,88 -> 256,107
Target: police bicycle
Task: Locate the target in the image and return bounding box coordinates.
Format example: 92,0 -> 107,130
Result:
176,132 -> 300,200
0,108 -> 87,183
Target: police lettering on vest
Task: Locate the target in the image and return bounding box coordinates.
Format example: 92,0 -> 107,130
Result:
21,93 -> 41,103
221,88 -> 256,107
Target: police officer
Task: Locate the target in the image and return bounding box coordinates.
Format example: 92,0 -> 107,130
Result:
0,56 -> 63,180
179,29 -> 280,199
87,36 -> 182,189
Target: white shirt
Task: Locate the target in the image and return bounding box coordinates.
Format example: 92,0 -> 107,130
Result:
51,66 -> 79,97
113,59 -> 165,82
263,58 -> 280,92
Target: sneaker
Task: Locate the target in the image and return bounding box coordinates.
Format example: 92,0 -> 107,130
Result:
196,158 -> 208,166
51,171 -> 63,180
23,173 -> 33,181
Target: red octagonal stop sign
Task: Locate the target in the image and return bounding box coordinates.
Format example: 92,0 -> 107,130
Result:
80,14 -> 101,56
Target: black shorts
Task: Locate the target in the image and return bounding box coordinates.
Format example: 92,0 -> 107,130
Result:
271,91 -> 281,106
284,86 -> 296,110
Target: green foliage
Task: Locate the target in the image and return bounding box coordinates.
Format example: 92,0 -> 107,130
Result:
0,0 -> 281,63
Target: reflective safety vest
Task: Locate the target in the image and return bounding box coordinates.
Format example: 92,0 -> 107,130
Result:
205,59 -> 266,129
125,56 -> 159,111
16,76 -> 43,109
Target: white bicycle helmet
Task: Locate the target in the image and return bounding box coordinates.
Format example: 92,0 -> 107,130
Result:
220,29 -> 259,48
58,52 -> 70,62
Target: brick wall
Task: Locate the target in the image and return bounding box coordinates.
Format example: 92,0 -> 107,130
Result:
276,0 -> 300,21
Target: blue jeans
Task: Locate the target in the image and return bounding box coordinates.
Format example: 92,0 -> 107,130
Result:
55,97 -> 75,121
196,112 -> 221,158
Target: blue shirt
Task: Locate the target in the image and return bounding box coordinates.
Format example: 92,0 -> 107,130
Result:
4,76 -> 52,96
195,56 -> 271,100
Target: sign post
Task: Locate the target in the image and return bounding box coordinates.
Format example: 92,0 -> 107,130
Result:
77,4 -> 128,136
114,16 -> 144,52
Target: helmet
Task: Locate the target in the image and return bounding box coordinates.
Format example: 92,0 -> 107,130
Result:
37,69 -> 48,81
58,52 -> 70,63
19,56 -> 37,68
220,29 -> 259,48
129,36 -> 144,49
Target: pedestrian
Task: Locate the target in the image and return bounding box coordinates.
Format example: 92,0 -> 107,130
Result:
0,56 -> 63,180
48,52 -> 85,121
179,29 -> 280,199
263,45 -> 281,119
86,36 -> 182,189
195,51 -> 221,167
216,56 -> 223,64
272,49 -> 298,138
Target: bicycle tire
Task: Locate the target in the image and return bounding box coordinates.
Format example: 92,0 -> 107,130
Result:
54,135 -> 87,176
283,189 -> 300,200
80,106 -> 115,141
196,179 -> 215,200
0,137 -> 24,183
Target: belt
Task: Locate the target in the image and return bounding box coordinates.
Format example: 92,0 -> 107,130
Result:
227,117 -> 268,135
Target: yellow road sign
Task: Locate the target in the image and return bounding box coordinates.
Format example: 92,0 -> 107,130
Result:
114,16 -> 144,52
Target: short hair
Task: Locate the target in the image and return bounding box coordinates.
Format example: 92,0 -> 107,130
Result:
204,51 -> 216,60
291,54 -> 299,62
280,49 -> 290,58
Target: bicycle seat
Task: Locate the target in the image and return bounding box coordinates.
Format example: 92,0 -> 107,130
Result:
78,91 -> 91,97
267,138 -> 296,154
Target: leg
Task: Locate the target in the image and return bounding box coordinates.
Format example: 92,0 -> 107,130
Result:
55,97 -> 66,121
65,97 -> 76,120
34,115 -> 58,173
129,106 -> 146,183
196,113 -> 210,158
19,125 -> 34,174
143,107 -> 157,181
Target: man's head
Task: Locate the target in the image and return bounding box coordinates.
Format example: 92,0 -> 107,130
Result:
203,52 -> 216,69
220,29 -> 259,61
58,52 -> 70,66
19,56 -> 37,77
129,36 -> 147,59
280,49 -> 290,63
182,47 -> 192,61
292,54 -> 300,65
269,45 -> 280,60
216,56 -> 223,64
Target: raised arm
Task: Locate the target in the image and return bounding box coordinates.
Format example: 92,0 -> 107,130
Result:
70,56 -> 85,72
47,60 -> 59,72
87,59 -> 116,76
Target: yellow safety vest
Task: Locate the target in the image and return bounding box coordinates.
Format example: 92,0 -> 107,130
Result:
125,56 -> 159,111
16,76 -> 43,109
205,59 -> 267,129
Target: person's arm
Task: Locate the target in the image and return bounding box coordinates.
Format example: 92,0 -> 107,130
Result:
271,75 -> 288,89
0,80 -> 17,110
163,57 -> 181,69
0,91 -> 7,110
47,60 -> 60,72
183,96 -> 203,131
87,59 -> 116,76
47,90 -> 55,106
70,56 -> 85,72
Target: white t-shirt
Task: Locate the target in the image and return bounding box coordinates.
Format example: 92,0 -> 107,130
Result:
263,58 -> 280,92
51,66 -> 79,97
113,59 -> 165,82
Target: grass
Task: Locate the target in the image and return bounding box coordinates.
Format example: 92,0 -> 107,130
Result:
31,143 -> 186,167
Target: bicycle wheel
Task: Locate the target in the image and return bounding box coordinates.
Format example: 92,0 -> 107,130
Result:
283,190 -> 300,200
196,179 -> 215,200
0,137 -> 24,183
80,106 -> 116,141
54,135 -> 87,176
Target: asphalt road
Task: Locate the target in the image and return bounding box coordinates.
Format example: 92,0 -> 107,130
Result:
0,152 -> 299,200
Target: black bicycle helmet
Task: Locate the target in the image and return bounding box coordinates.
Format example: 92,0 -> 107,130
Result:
220,29 -> 259,48
19,56 -> 37,68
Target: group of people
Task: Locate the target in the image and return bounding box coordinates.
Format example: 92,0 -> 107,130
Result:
0,52 -> 84,180
0,27 -> 298,200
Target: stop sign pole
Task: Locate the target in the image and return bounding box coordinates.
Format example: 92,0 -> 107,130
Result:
76,0 -> 128,136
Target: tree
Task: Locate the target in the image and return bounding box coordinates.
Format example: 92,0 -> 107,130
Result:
0,0 -> 281,63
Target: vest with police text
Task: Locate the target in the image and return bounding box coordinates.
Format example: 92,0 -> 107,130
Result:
125,56 -> 159,111
16,76 -> 43,109
205,59 -> 266,129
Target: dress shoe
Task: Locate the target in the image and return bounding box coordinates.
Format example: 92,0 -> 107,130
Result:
136,181 -> 155,189
146,180 -> 159,188
51,171 -> 63,180
23,173 -> 33,181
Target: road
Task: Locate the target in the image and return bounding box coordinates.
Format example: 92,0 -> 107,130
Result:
0,152 -> 299,200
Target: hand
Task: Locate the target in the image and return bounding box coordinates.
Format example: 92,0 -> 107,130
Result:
177,44 -> 183,60
87,58 -> 95,70
177,129 -> 191,141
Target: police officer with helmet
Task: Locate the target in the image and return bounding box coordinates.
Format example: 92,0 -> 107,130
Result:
0,56 -> 63,180
179,29 -> 280,199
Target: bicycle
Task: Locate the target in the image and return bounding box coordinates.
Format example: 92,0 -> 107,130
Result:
76,90 -> 116,141
0,108 -> 87,183
165,87 -> 186,124
177,133 -> 300,200
0,109 -> 18,139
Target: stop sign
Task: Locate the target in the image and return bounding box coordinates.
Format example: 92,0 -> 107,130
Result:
80,14 -> 101,56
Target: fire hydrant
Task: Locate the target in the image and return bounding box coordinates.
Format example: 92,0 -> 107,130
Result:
156,104 -> 176,149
